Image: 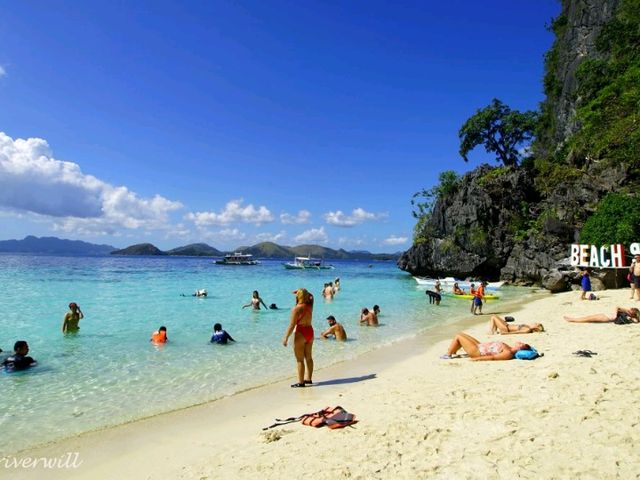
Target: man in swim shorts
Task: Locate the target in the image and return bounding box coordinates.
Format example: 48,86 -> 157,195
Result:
321,315 -> 347,341
62,302 -> 84,334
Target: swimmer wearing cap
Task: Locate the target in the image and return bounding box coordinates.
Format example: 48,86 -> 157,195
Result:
62,302 -> 84,334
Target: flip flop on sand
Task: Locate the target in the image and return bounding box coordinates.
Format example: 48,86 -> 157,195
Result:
440,354 -> 460,360
291,382 -> 306,388
573,350 -> 598,358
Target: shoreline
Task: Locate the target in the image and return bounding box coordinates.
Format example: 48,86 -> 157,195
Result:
5,288 -> 550,477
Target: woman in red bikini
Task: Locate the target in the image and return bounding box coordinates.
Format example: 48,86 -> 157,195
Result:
283,288 -> 315,388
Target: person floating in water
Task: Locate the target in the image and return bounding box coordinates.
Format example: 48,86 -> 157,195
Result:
2,341 -> 37,371
242,290 -> 268,310
150,326 -> 168,344
210,323 -> 235,344
321,315 -> 347,341
181,289 -> 207,297
62,302 -> 84,334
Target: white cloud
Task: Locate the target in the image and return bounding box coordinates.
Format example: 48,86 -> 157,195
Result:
280,209 -> 311,224
338,236 -> 366,247
323,207 -> 387,227
0,66 -> 6,78
186,199 -> 274,227
382,235 -> 408,246
294,227 -> 328,244
256,231 -> 286,243
0,132 -> 182,235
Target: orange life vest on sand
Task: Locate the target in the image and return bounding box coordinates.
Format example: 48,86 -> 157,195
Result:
151,331 -> 167,343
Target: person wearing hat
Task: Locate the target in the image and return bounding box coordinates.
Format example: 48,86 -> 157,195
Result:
282,288 -> 315,388
320,315 -> 347,341
62,302 -> 84,334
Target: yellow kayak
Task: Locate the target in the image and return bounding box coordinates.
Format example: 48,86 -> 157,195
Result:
450,293 -> 500,300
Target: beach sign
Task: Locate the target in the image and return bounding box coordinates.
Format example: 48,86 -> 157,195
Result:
570,243 -> 640,268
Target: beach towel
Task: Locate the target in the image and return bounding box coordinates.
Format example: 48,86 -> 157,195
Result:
263,406 -> 357,430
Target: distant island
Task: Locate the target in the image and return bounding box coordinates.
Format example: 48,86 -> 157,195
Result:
0,236 -> 116,255
112,241 -> 400,261
0,236 -> 400,260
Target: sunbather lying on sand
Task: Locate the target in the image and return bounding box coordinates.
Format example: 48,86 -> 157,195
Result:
441,332 -> 531,361
564,306 -> 639,323
489,315 -> 544,334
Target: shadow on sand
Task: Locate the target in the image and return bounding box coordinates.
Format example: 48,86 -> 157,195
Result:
312,373 -> 376,387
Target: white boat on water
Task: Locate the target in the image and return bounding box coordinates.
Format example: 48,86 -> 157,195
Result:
413,276 -> 505,290
215,252 -> 259,265
283,256 -> 334,270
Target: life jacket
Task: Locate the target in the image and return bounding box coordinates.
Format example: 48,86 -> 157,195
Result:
263,406 -> 357,430
151,331 -> 167,343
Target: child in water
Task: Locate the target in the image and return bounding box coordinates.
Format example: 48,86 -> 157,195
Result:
150,326 -> 168,344
211,323 -> 235,345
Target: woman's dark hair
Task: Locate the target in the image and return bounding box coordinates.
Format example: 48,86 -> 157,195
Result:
214,323 -> 222,331
159,326 -> 167,332
14,340 -> 28,351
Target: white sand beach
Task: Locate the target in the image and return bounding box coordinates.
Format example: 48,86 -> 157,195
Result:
8,288 -> 640,479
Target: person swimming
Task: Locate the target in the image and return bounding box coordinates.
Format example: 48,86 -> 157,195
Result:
150,326 -> 168,344
210,323 -> 235,344
2,341 -> 37,371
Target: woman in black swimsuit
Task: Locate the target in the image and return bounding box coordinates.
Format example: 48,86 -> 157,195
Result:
489,315 -> 544,334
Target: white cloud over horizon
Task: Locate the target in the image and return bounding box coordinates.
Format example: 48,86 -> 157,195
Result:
0,66 -> 6,78
382,235 -> 408,246
280,209 -> 311,224
0,132 -> 183,236
186,199 -> 274,227
255,231 -> 286,243
323,207 -> 387,227
294,227 -> 328,244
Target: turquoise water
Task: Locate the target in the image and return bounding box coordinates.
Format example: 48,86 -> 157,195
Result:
0,254 -> 532,455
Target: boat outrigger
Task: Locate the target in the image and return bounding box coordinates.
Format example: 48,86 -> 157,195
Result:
283,256 -> 334,270
215,252 -> 259,265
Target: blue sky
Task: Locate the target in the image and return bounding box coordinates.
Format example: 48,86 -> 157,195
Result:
0,0 -> 559,252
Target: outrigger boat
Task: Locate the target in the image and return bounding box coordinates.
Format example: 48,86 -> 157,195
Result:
283,256 -> 334,270
215,252 -> 259,265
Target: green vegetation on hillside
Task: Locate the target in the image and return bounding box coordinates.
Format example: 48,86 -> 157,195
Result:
580,193 -> 640,245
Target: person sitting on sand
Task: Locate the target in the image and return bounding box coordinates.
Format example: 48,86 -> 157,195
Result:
452,282 -> 465,295
62,302 -> 84,334
150,326 -> 168,344
2,341 -> 37,371
441,332 -> 531,361
211,323 -> 235,344
242,290 -> 268,310
321,315 -> 347,341
489,315 -> 544,334
360,307 -> 378,326
322,283 -> 334,299
564,306 -> 640,323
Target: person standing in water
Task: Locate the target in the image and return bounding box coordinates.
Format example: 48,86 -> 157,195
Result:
282,288 -> 314,388
242,290 -> 268,310
62,302 -> 84,334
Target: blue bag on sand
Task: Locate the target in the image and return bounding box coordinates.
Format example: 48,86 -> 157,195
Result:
515,348 -> 540,360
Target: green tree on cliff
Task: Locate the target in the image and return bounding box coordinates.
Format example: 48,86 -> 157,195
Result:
459,99 -> 538,166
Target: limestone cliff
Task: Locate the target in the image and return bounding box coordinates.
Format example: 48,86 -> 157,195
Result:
399,0 -> 631,289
